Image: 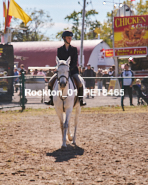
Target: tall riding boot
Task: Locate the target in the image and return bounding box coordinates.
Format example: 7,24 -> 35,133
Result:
78,86 -> 86,106
44,86 -> 54,106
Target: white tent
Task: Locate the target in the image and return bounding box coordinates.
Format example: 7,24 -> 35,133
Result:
88,40 -> 114,71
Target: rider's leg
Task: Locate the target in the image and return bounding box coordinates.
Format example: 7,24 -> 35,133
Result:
72,74 -> 86,106
44,74 -> 57,105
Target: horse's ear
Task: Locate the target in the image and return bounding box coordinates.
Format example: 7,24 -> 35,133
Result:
56,56 -> 60,66
66,56 -> 71,66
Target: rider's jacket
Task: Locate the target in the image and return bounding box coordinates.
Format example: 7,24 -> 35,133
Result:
57,45 -> 79,75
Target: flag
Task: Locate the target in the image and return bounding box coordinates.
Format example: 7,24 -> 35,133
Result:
8,0 -> 32,26
4,0 -> 12,33
7,0 -> 12,27
3,1 -> 7,17
3,1 -> 7,33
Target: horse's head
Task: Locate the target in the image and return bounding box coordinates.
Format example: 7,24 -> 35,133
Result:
56,56 -> 70,89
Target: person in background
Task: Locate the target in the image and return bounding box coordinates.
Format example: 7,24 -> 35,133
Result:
112,65 -> 115,77
33,69 -> 38,75
14,68 -> 19,93
108,67 -> 113,77
102,69 -> 109,89
82,67 -> 85,77
121,63 -> 134,106
136,79 -> 141,89
19,64 -> 26,75
27,69 -> 31,75
45,69 -> 54,83
91,67 -> 96,90
96,68 -> 103,90
37,69 -> 46,77
135,79 -> 141,105
83,63 -> 94,98
78,66 -> 82,76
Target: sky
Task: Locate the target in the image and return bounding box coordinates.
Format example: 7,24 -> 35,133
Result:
0,0 -> 144,40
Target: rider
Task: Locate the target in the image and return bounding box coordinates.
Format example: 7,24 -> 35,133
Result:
44,30 -> 86,106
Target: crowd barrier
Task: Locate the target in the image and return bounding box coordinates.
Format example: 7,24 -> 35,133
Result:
0,72 -> 148,111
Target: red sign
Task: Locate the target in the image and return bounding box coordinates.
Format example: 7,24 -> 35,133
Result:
115,47 -> 147,56
114,15 -> 148,48
105,49 -> 113,57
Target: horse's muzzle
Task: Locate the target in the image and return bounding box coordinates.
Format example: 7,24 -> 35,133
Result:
59,82 -> 66,88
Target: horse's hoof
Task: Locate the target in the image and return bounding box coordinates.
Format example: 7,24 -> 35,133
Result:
72,142 -> 76,146
61,145 -> 67,150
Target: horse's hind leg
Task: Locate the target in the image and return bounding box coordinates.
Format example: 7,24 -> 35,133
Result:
73,105 -> 81,145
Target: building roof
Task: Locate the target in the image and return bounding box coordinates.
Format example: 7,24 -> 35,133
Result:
12,40 -> 103,68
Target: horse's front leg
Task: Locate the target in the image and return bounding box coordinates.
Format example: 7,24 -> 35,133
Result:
73,105 -> 81,145
62,108 -> 72,148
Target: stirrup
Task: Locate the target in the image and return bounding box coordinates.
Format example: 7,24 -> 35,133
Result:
79,99 -> 86,106
44,98 -> 54,106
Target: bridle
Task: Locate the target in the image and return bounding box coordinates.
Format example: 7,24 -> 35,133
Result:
57,63 -> 71,112
57,63 -> 70,86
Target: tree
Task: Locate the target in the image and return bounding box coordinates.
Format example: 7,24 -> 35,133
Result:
11,9 -> 54,42
65,11 -> 81,40
136,0 -> 148,15
56,27 -> 70,41
94,12 -> 113,47
56,9 -> 100,40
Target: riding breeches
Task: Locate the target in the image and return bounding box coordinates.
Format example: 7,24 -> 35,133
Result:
48,73 -> 82,88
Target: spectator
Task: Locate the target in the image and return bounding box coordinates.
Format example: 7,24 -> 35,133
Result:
136,79 -> 141,105
78,66 -> 82,76
102,69 -> 109,89
136,79 -> 141,89
96,68 -> 103,90
14,68 -> 19,93
33,69 -> 38,75
112,65 -> 115,77
121,63 -> 134,106
27,69 -> 31,75
19,64 -> 26,75
108,67 -> 114,77
37,69 -> 46,77
82,67 -> 85,77
83,63 -> 94,98
91,67 -> 96,89
45,69 -> 54,82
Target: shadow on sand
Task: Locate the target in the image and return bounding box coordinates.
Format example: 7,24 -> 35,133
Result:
46,144 -> 84,162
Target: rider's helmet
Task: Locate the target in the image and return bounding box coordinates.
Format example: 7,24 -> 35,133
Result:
62,30 -> 73,39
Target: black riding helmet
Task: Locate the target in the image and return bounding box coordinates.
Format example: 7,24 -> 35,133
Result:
62,30 -> 73,39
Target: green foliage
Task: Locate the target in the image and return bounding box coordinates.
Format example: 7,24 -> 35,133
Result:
136,0 -> 148,15
56,9 -> 101,40
56,27 -> 70,41
11,9 -> 53,42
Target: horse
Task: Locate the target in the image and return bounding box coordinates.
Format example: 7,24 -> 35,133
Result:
53,56 -> 81,148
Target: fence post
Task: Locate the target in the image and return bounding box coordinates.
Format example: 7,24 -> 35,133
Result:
21,72 -> 25,111
121,77 -> 124,111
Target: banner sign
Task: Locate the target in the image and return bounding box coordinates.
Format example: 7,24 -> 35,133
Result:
115,47 -> 147,57
114,15 -> 148,48
105,49 -> 114,57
